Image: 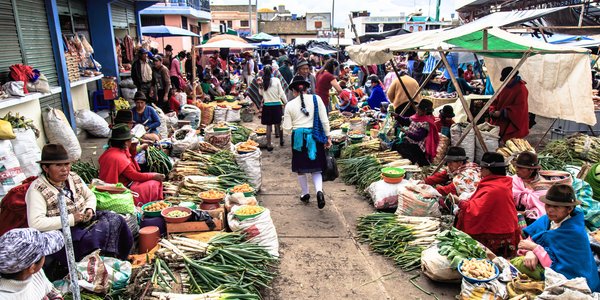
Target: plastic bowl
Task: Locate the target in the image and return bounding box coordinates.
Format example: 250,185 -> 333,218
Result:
381,167 -> 406,178
234,205 -> 265,221
161,207 -> 192,223
141,201 -> 172,217
457,259 -> 499,284
198,191 -> 225,204
178,201 -> 197,210
227,187 -> 256,197
381,174 -> 404,184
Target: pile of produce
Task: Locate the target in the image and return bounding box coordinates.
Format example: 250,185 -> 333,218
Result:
143,201 -> 171,212
147,146 -> 173,176
254,128 -> 266,135
356,213 -> 441,271
230,183 -> 254,194
178,174 -> 248,196
236,140 -> 259,153
130,233 -> 277,299
436,228 -> 487,267
197,141 -> 221,154
567,133 -> 600,162
341,139 -> 381,158
496,138 -> 535,173
71,160 -> 98,184
2,112 -> 40,137
231,125 -> 253,144
538,139 -> 581,170
338,156 -> 382,192
460,259 -> 496,280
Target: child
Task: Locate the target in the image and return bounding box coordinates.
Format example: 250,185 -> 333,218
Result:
436,105 -> 455,138
0,228 -> 64,299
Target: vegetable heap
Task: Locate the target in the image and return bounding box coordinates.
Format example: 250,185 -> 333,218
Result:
436,228 -> 487,268
460,259 -> 496,280
147,146 -> 173,176
496,138 -> 535,174
356,213 -> 440,271
71,161 -> 98,184
231,125 -> 253,144
171,150 -> 249,190
235,205 -> 264,216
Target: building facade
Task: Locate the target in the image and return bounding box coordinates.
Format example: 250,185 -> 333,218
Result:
210,4 -> 257,37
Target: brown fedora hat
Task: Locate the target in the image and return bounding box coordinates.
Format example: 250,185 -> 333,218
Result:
37,144 -> 71,164
514,151 -> 541,169
540,183 -> 582,206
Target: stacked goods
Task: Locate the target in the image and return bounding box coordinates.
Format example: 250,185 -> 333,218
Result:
65,52 -> 80,82
341,139 -> 381,158
436,228 -> 487,268
136,233 -> 277,298
538,139 -> 581,170
496,139 -> 535,173
356,213 -> 441,271
147,146 -> 173,176
71,161 -> 98,184
567,133 -> 600,162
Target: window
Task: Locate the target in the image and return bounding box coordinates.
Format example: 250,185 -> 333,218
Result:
240,20 -> 249,27
227,20 -> 233,28
314,21 -> 322,29
181,16 -> 188,30
141,15 -> 165,26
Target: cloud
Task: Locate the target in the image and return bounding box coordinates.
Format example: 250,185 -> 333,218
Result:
210,0 -> 457,27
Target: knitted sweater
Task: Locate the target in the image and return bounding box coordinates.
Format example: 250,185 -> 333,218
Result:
283,94 -> 330,135
0,269 -> 56,300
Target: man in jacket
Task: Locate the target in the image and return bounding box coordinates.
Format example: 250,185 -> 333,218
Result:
131,48 -> 153,98
152,55 -> 171,112
295,59 -> 316,94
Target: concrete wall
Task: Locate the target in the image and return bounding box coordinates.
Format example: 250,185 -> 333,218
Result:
0,100 -> 46,149
149,15 -> 198,53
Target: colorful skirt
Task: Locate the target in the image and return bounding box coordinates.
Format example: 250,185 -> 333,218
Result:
291,134 -> 326,174
261,105 -> 283,125
130,180 -> 164,206
470,230 -> 521,258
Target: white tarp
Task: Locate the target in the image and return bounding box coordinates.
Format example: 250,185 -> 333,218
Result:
486,53 -> 596,125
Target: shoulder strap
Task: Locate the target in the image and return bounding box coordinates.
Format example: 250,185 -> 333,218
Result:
313,94 -> 318,115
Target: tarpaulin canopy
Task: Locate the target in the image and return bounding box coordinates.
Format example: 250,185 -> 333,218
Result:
141,26 -> 200,38
250,32 -> 275,41
196,40 -> 256,49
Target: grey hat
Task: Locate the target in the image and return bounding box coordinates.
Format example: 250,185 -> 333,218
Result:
0,228 -> 64,274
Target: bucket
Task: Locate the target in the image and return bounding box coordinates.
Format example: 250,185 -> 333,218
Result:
138,226 -> 161,254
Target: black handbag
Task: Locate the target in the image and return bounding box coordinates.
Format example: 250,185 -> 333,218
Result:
322,153 -> 339,182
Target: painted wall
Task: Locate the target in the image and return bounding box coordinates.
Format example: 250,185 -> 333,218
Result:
71,85 -> 91,112
0,100 -> 46,149
146,15 -> 199,53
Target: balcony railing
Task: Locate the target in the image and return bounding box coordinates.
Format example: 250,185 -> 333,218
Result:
157,0 -> 210,12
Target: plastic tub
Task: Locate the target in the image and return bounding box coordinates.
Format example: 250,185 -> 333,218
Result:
457,259 -> 499,284
161,207 -> 192,223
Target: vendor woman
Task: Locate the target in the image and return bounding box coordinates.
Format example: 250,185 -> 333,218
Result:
26,144 -> 133,264
424,146 -> 480,198
98,124 -> 165,205
512,152 -> 551,222
519,183 -> 600,292
131,91 -> 161,142
392,99 -> 439,166
283,75 -> 331,209
456,152 -> 520,257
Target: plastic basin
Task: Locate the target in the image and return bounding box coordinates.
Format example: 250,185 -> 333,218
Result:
457,259 -> 499,284
161,207 -> 192,223
141,201 -> 172,217
381,167 -> 406,178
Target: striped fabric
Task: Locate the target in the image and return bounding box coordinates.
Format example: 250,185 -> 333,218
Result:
573,178 -> 600,231
246,69 -> 289,110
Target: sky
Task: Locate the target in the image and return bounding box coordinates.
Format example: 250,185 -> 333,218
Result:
209,0 -> 458,27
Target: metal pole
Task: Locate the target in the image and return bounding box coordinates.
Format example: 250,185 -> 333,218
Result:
57,192 -> 81,300
248,0 -> 252,35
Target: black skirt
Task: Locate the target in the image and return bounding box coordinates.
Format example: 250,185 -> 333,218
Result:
261,105 -> 283,125
291,134 -> 326,173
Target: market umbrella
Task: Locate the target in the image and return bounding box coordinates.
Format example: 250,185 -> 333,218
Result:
250,32 -> 275,42
206,34 -> 247,44
141,25 -> 201,37
197,40 -> 257,49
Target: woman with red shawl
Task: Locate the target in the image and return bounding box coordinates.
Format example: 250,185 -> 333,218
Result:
315,59 -> 343,112
392,99 -> 440,166
489,67 -> 530,142
98,124 -> 165,205
456,152 -> 521,258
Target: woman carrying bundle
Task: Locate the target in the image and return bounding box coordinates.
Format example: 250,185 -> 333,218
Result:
283,75 -> 332,209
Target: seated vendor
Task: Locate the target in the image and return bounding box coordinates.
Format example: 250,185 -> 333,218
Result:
519,183 -> 600,292
366,75 -> 389,109
131,91 -> 160,142
447,68 -> 478,95
0,228 -> 64,299
336,81 -> 359,113
201,74 -> 219,100
98,124 -> 165,205
26,144 -> 133,265
391,99 -> 439,166
424,146 -> 480,198
435,105 -> 455,138
456,152 -> 520,258
512,152 -> 550,222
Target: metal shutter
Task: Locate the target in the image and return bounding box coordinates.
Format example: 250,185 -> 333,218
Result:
56,0 -> 70,15
112,0 -> 136,28
0,0 -> 23,83
69,0 -> 86,16
15,0 -> 61,108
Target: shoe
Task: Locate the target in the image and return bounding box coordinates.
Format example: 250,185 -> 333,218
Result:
267,145 -> 274,152
317,191 -> 325,209
280,139 -> 284,147
300,194 -> 310,203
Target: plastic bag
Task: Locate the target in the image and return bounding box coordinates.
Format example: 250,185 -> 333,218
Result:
42,108 -> 82,160
2,81 -> 25,97
322,153 -> 339,182
421,244 -> 462,282
228,206 -> 279,257
153,105 -> 169,139
75,109 -> 110,138
474,123 -> 500,164
226,108 -> 241,123
11,128 -> 41,177
175,92 -> 187,107
0,140 -> 26,196
0,120 -> 15,139
234,143 -> 262,191
93,183 -> 135,214
249,132 -> 268,148
119,78 -> 136,89
171,126 -> 199,157
213,106 -> 228,124
397,180 -> 442,217
459,278 -> 508,300
181,104 -> 201,129
120,88 -> 137,100
366,179 -> 408,210
26,73 -> 50,93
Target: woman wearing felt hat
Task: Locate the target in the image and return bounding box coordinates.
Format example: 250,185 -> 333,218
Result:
424,146 -> 480,199
511,151 -> 557,223
131,91 -> 161,142
25,144 -> 133,266
282,75 -> 331,209
98,124 -> 165,205
435,105 -> 455,139
456,152 -> 521,258
518,183 -> 600,292
391,99 -> 440,166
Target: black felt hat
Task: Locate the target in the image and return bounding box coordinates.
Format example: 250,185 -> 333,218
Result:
114,110 -> 133,124
540,183 -> 582,206
288,75 -> 310,92
514,151 -> 541,169
440,105 -> 455,118
446,147 -> 467,162
110,124 -> 134,141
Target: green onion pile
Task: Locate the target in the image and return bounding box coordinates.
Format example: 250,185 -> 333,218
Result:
147,146 -> 173,176
338,156 -> 382,192
71,160 -> 98,184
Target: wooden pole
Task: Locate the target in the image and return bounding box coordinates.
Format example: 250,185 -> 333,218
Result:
439,50 -> 488,153
389,59 -> 417,115
430,50 -> 532,175
579,4 -> 586,28
349,13 -> 361,45
192,45 -> 197,101
399,57 -> 444,116
483,29 -> 488,51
